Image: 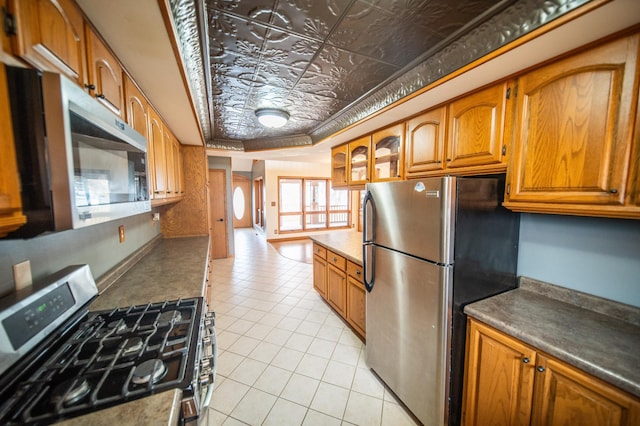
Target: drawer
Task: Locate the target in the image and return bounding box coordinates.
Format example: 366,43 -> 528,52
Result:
327,250 -> 346,269
347,261 -> 363,281
313,243 -> 327,259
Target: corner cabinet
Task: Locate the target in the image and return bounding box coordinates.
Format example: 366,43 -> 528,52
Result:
0,63 -> 27,236
9,0 -> 87,86
504,32 -> 640,219
462,319 -> 640,426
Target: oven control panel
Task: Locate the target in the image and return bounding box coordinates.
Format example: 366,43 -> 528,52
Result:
2,283 -> 75,350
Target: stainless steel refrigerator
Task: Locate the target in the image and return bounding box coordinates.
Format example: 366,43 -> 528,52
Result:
363,175 -> 519,426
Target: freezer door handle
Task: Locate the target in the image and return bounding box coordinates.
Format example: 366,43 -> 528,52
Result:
363,190 -> 375,292
363,190 -> 375,244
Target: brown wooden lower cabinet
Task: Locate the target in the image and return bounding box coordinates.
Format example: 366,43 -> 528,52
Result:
462,318 -> 640,426
312,243 -> 365,340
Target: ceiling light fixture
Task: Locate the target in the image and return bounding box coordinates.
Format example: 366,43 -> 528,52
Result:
255,108 -> 289,128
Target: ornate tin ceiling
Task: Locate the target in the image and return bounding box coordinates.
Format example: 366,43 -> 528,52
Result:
167,0 -> 593,151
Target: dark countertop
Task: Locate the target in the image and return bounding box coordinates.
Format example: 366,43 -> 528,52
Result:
59,235 -> 210,426
310,231 -> 363,265
464,277 -> 640,398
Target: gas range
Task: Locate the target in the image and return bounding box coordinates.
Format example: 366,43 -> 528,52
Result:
0,265 -> 216,425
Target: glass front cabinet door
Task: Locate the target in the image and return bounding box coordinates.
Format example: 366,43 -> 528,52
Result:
349,136 -> 371,186
372,123 -> 404,182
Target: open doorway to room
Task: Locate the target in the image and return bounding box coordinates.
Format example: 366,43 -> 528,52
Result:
232,174 -> 252,228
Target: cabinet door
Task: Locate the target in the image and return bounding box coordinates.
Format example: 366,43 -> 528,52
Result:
86,26 -> 124,117
331,144 -> 348,187
346,261 -> 366,338
10,0 -> 86,86
327,263 -> 347,317
462,319 -> 536,426
447,82 -> 509,172
148,107 -> 166,199
313,254 -> 327,298
405,106 -> 447,177
175,139 -> 184,196
372,123 -> 404,181
0,64 -> 27,237
348,136 -> 371,187
531,355 -> 640,426
124,75 -> 152,199
506,34 -> 639,214
165,127 -> 176,197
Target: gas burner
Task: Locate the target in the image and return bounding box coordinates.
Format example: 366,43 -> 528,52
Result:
51,378 -> 91,406
158,310 -> 182,326
131,359 -> 167,385
121,337 -> 144,357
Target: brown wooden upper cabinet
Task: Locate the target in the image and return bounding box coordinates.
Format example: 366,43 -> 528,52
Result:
405,106 -> 447,177
148,107 -> 167,200
85,26 -> 124,117
348,135 -> 371,187
371,123 -> 404,182
447,82 -> 510,175
504,32 -> 640,219
331,144 -> 348,188
0,63 -> 26,237
10,0 -> 87,87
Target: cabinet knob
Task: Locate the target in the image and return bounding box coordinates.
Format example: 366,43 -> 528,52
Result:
356,270 -> 361,275
522,357 -> 530,363
333,257 -> 337,261
96,94 -> 106,99
85,83 -> 96,90
609,189 -> 618,194
537,366 -> 546,373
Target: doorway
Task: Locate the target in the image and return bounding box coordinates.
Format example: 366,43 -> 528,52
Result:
232,174 -> 252,228
208,169 -> 228,259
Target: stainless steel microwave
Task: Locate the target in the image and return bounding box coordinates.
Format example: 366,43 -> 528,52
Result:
5,66 -> 150,239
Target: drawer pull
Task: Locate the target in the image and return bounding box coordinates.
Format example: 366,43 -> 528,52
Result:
537,366 -> 546,373
522,357 -> 530,364
333,257 -> 337,262
356,270 -> 361,275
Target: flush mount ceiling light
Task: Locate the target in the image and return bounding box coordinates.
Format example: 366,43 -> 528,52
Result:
255,108 -> 289,128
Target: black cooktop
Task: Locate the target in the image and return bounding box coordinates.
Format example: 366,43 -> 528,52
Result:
0,297 -> 203,425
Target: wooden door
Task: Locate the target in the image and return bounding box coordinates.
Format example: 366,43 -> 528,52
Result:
85,26 -> 124,117
462,319 -> 536,426
232,174 -> 251,228
506,34 -> 639,208
372,123 -> 404,181
346,261 -> 365,338
253,177 -> 264,229
208,169 -> 228,259
327,263 -> 346,317
405,106 -> 447,177
447,82 -> 509,172
331,145 -> 348,187
530,355 -> 640,426
10,0 -> 87,86
164,128 -> 176,197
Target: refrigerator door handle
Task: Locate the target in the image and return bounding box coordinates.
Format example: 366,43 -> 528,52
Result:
363,190 -> 375,292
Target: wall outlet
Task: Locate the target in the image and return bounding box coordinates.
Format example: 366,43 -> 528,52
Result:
153,212 -> 160,223
13,260 -> 32,290
118,225 -> 125,243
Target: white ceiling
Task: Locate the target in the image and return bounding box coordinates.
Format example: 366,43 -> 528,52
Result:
76,0 -> 640,165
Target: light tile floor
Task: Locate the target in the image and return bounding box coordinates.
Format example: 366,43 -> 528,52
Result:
203,228 -> 419,426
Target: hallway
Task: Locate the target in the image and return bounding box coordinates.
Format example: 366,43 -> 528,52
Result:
205,228 -> 418,425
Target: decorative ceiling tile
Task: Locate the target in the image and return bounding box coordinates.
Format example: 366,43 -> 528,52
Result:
168,0 -> 597,150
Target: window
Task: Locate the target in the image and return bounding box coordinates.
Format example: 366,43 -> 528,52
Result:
278,177 -> 350,232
